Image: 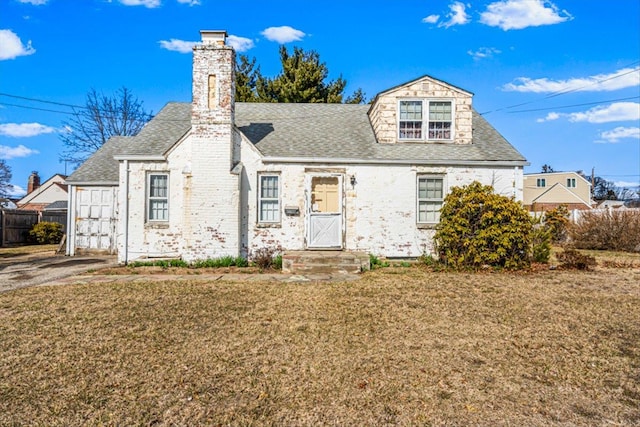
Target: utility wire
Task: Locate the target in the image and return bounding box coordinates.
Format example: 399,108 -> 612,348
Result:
507,95 -> 640,113
480,61 -> 640,116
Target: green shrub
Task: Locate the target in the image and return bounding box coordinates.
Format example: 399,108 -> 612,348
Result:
369,254 -> 389,269
28,221 -> 63,244
544,205 -> 570,243
531,217 -> 552,263
434,181 -> 532,270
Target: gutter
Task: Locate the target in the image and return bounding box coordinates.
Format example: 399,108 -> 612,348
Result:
123,160 -> 130,265
261,156 -> 529,167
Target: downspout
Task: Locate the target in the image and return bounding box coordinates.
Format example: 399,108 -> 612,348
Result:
66,185 -> 74,256
123,160 -> 129,265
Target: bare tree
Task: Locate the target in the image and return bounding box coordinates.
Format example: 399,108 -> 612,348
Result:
0,159 -> 12,197
60,87 -> 153,166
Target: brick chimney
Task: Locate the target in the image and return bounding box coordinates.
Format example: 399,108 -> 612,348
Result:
27,171 -> 40,194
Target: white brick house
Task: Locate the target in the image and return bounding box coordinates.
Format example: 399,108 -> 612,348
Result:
66,30 -> 528,263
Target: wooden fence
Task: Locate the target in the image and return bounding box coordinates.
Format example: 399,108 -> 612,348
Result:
0,209 -> 39,247
0,209 -> 68,246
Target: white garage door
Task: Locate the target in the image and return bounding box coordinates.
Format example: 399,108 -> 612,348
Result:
75,187 -> 117,253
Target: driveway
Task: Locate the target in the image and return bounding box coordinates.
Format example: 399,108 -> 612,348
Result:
0,252 -> 117,293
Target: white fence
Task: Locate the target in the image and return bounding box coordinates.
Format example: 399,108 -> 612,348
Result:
532,207 -> 640,223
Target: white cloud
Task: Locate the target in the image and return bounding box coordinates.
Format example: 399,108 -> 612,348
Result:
118,0 -> 161,8
480,0 -> 572,30
0,29 -> 35,61
599,126 -> 640,143
17,0 -> 49,4
439,1 -> 470,28
503,67 -> 640,93
5,184 -> 26,198
227,35 -> 254,52
468,47 -> 501,60
0,122 -> 56,138
0,144 -> 39,160
538,102 -> 640,124
176,0 -> 200,5
159,38 -> 197,53
422,14 -> 440,24
261,26 -> 305,44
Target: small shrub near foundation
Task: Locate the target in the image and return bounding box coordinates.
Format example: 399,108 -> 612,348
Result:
369,254 -> 390,269
251,246 -> 282,270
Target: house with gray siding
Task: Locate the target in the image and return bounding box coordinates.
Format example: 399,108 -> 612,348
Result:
66,30 -> 527,264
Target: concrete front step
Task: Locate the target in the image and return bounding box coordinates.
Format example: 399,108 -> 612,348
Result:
282,250 -> 370,274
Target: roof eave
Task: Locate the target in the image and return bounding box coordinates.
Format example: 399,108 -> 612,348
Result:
262,156 -> 528,167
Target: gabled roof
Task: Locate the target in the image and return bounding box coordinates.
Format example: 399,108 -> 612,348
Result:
532,183 -> 591,207
372,74 -> 474,100
68,99 -> 527,184
17,173 -> 67,205
67,103 -> 191,184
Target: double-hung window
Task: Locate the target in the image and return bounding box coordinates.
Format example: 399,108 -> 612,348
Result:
537,178 -> 546,188
567,178 -> 576,188
417,176 -> 444,223
258,174 -> 280,223
428,101 -> 452,140
148,173 -> 169,221
399,100 -> 453,141
399,100 -> 423,139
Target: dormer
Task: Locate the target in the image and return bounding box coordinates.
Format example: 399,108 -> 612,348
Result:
368,75 -> 473,145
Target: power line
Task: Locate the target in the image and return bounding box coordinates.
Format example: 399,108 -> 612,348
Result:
507,95 -> 640,114
480,61 -> 640,116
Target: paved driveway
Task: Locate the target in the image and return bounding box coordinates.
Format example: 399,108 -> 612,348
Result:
0,252 -> 117,293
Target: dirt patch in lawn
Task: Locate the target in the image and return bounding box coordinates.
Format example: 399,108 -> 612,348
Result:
1,264 -> 639,425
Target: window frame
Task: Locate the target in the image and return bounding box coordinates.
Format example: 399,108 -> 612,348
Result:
537,178 -> 546,188
416,175 -> 445,225
257,173 -> 281,224
147,172 -> 169,222
567,178 -> 576,188
398,99 -> 455,142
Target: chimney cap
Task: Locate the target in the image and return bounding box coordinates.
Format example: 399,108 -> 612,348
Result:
200,30 -> 227,46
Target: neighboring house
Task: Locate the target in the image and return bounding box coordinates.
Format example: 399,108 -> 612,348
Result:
17,172 -> 68,212
597,200 -> 626,209
0,198 -> 17,209
523,171 -> 592,211
66,30 -> 527,262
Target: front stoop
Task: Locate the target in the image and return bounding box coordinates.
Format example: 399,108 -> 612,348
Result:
282,251 -> 370,274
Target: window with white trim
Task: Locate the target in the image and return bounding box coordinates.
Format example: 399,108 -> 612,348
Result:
428,101 -> 452,140
417,176 -> 444,223
399,100 -> 423,139
567,178 -> 576,188
258,174 -> 280,223
399,100 -> 453,141
537,178 -> 546,188
148,173 -> 169,221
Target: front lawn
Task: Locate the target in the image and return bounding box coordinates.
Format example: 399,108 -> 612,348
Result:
1,266 -> 638,425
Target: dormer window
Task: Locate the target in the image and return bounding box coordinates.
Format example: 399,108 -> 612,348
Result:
428,101 -> 452,140
399,101 -> 423,139
398,99 -> 454,141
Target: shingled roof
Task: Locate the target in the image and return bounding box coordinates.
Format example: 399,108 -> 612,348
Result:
67,101 -> 526,184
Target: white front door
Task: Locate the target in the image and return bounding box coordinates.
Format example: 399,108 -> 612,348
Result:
307,175 -> 343,249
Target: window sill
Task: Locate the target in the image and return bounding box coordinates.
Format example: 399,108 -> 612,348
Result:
417,223 -> 438,230
146,222 -> 170,229
256,223 -> 281,229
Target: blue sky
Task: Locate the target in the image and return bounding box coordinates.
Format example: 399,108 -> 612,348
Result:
1,0 -> 639,196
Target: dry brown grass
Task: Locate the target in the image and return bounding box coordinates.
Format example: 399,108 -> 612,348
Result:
1,266 -> 639,426
0,244 -> 57,258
